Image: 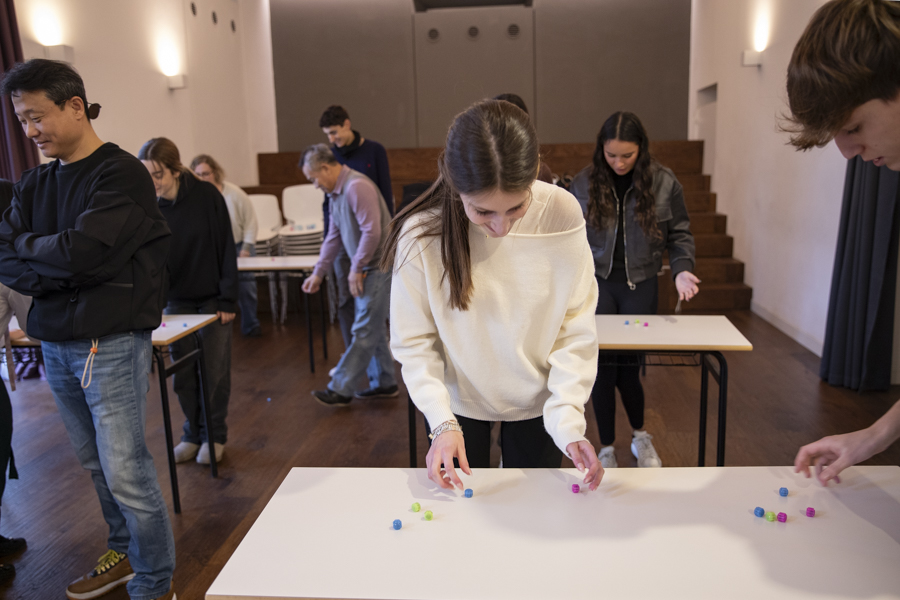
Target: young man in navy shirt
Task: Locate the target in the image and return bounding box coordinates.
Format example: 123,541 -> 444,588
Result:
317,106 -> 397,398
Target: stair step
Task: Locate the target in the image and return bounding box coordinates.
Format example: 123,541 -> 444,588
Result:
677,174 -> 710,193
685,191 -> 716,212
657,281 -> 753,313
663,257 -> 745,283
694,234 -> 733,257
688,212 -> 726,234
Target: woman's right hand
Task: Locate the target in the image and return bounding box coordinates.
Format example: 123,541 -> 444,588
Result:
426,431 -> 471,490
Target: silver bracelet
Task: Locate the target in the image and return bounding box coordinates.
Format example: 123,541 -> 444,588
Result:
429,420 -> 463,440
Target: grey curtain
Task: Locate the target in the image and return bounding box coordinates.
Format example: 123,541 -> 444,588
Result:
0,0 -> 39,182
820,157 -> 900,391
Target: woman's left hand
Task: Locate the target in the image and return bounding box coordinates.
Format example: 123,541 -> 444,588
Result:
566,440 -> 604,490
675,271 -> 701,301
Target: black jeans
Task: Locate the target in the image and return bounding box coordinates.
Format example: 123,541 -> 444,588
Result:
593,273 -> 658,446
166,298 -> 232,445
427,414 -> 562,468
0,379 -> 14,505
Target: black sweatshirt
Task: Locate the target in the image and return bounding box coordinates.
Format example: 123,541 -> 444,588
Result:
157,173 -> 237,312
0,143 -> 171,342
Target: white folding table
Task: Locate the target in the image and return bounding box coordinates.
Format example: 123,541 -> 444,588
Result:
238,255 -> 328,373
208,466 -> 900,600
596,314 -> 753,466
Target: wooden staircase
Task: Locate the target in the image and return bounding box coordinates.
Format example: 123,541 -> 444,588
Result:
249,140 -> 751,314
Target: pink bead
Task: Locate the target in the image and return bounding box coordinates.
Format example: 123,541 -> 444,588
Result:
644,322 -> 649,327
806,507 -> 816,517
571,484 -> 580,494
777,512 -> 787,523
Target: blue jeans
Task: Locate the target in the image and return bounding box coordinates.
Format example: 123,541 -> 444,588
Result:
43,332 -> 175,600
165,298 -> 232,445
332,254 -> 394,391
237,242 -> 261,335
329,269 -> 397,396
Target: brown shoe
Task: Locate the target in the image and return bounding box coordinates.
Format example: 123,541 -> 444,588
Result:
65,550 -> 134,600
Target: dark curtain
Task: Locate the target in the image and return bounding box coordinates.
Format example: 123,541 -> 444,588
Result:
820,157 -> 900,391
0,0 -> 38,182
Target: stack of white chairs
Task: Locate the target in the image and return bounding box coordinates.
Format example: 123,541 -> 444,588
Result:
277,184 -> 326,323
248,194 -> 283,320
279,184 -> 325,256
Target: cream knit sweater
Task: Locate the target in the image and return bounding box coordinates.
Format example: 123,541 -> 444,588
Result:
390,180 -> 599,454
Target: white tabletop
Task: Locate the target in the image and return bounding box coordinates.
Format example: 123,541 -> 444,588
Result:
151,314 -> 218,345
10,314 -> 218,347
596,314 -> 753,351
207,466 -> 900,600
238,256 -> 319,271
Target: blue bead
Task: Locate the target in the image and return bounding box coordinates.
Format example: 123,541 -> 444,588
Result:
754,507 -> 765,517
393,519 -> 402,530
624,320 -> 629,325
779,487 -> 788,497
464,488 -> 473,498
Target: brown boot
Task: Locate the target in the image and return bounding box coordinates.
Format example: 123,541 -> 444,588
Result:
65,550 -> 134,600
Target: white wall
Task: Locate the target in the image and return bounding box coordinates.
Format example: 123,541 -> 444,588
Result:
12,0 -> 277,186
689,0 -> 847,356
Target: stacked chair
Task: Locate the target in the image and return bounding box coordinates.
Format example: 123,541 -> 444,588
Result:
248,194 -> 283,320
276,184 -> 326,323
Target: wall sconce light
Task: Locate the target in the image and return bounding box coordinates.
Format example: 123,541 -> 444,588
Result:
167,74 -> 187,90
742,50 -> 762,67
44,44 -> 74,63
744,10 -> 768,67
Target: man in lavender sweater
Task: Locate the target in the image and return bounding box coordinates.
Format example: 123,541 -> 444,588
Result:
300,144 -> 396,405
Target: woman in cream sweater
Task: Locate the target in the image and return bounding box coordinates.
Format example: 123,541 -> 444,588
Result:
380,100 -> 603,491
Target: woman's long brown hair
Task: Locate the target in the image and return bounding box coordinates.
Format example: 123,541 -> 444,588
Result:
379,99 -> 539,310
587,112 -> 661,242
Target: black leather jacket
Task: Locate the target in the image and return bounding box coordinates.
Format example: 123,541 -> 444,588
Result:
570,163 -> 695,287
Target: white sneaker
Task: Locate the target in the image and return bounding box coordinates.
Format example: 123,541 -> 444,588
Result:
631,431 -> 662,468
173,441 -> 200,463
598,446 -> 618,468
196,442 -> 225,464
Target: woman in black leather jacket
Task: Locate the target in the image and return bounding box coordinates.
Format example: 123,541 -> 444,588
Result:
570,111 -> 700,470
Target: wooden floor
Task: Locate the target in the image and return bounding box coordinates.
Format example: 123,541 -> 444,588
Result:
2,309 -> 899,600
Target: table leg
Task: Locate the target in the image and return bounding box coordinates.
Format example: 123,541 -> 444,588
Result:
408,395 -> 417,468
710,351 -> 729,467
304,281 -> 314,373
267,272 -> 278,324
193,331 -> 218,478
319,280 -> 328,361
699,353 -> 709,467
153,347 -> 181,515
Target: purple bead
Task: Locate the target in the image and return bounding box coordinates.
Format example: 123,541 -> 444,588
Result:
571,484 -> 580,494
644,322 -> 649,327
806,507 -> 816,517
777,512 -> 787,523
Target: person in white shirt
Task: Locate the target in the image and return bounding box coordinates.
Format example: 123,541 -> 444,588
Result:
380,100 -> 603,491
192,154 -> 262,337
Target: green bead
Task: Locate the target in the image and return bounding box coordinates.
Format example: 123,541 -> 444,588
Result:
424,510 -> 433,521
765,511 -> 776,522
411,502 -> 421,512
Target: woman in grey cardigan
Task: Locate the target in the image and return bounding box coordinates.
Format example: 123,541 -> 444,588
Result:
570,111 -> 699,470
